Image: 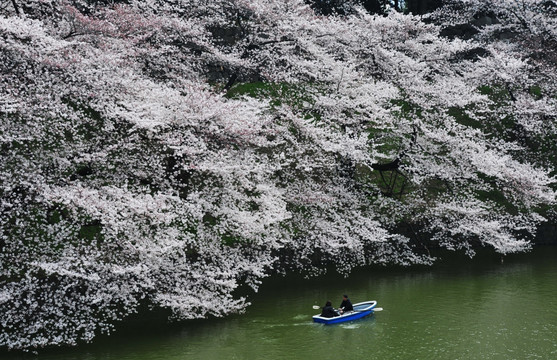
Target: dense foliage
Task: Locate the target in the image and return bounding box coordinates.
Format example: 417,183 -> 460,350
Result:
1,0 -> 556,350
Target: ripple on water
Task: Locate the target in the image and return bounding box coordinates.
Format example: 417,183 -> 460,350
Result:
339,323 -> 361,329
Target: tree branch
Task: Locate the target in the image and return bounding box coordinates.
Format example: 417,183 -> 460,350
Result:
11,0 -> 20,16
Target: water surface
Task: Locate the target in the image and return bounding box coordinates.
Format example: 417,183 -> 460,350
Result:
5,247 -> 557,360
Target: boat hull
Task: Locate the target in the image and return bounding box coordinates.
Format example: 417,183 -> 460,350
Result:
312,300 -> 377,324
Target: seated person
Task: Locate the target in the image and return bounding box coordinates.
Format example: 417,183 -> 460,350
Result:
320,301 -> 338,318
339,294 -> 353,313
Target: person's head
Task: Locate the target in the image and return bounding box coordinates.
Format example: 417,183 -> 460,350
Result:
343,294 -> 348,300
325,301 -> 332,307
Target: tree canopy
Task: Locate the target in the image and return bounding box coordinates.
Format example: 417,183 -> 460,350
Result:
1,0 -> 556,350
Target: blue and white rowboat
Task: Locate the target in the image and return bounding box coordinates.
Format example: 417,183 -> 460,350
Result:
312,300 -> 377,324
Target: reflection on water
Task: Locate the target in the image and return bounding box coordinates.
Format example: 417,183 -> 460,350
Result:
3,247 -> 557,360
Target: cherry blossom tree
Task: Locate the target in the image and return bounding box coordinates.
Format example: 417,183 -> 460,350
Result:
1,0 -> 555,350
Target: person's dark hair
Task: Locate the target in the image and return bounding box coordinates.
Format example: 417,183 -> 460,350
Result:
343,294 -> 348,299
325,301 -> 332,307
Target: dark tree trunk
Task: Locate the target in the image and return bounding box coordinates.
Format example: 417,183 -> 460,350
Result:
406,0 -> 443,14
11,0 -> 21,15
222,73 -> 238,93
360,0 -> 384,15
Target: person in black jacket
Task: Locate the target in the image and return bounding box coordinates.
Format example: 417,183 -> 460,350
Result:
320,301 -> 338,318
339,294 -> 353,313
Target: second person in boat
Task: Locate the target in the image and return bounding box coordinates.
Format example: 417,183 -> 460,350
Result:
339,294 -> 353,314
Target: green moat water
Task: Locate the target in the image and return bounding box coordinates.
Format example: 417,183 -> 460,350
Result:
5,247 -> 557,360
